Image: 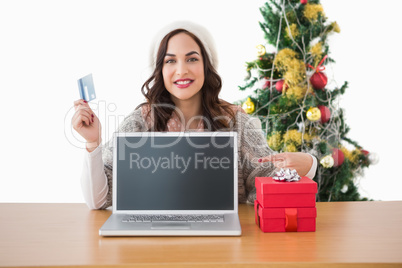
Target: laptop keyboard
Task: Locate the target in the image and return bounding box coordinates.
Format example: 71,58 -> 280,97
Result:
122,214 -> 224,223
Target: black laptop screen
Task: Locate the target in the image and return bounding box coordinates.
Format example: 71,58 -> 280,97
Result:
115,135 -> 235,210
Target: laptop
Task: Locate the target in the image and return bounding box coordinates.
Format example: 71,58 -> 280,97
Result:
99,132 -> 242,236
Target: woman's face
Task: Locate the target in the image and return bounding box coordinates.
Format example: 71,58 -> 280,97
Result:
162,32 -> 205,104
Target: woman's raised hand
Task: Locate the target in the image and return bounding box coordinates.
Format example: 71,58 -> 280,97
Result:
72,99 -> 102,152
259,152 -> 313,177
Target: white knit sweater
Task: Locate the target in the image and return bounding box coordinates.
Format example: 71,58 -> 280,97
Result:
81,108 -> 317,209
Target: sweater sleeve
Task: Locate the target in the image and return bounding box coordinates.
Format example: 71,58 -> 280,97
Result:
235,112 -> 277,204
80,145 -> 108,209
80,108 -> 147,210
305,153 -> 317,179
235,111 -> 318,204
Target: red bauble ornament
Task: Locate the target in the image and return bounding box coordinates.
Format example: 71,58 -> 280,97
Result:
318,105 -> 331,123
300,0 -> 307,4
275,80 -> 287,92
332,148 -> 345,167
310,72 -> 327,90
263,80 -> 271,90
361,150 -> 369,156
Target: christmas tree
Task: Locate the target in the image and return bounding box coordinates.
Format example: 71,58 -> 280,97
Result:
239,0 -> 375,201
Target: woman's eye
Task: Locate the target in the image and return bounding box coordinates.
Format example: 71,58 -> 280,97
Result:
165,59 -> 175,64
188,58 -> 198,62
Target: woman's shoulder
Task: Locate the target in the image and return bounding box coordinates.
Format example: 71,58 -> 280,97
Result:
138,103 -> 153,129
123,105 -> 144,119
230,104 -> 246,115
124,103 -> 150,118
114,104 -> 149,132
225,103 -> 261,130
219,100 -> 246,115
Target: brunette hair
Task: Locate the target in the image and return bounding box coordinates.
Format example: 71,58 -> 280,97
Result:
139,29 -> 235,131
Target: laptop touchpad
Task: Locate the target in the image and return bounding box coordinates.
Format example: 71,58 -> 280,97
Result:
151,222 -> 191,229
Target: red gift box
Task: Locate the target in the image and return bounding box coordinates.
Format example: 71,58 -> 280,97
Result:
254,200 -> 317,232
255,176 -> 317,232
255,177 -> 317,208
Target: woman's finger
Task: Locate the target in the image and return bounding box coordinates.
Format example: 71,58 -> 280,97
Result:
74,99 -> 86,106
72,108 -> 94,123
78,108 -> 94,120
258,154 -> 286,163
75,104 -> 94,117
72,113 -> 92,128
72,109 -> 94,128
74,99 -> 90,111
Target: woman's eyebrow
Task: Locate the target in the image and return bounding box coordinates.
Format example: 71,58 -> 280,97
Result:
185,51 -> 200,56
165,51 -> 200,57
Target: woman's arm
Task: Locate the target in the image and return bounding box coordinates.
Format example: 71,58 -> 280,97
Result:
80,108 -> 148,210
259,152 -> 317,178
81,146 -> 108,209
305,153 -> 317,179
235,111 -> 317,204
235,112 -> 277,203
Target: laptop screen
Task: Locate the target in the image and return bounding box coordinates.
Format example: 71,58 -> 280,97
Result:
115,133 -> 236,211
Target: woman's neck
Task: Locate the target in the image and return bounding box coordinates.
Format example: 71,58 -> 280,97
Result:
171,94 -> 203,130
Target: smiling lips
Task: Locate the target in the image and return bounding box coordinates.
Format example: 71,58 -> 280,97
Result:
174,79 -> 194,88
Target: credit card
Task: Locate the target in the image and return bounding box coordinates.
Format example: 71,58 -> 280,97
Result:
78,73 -> 96,102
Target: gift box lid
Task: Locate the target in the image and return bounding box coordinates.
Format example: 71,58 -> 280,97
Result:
256,176 -> 317,195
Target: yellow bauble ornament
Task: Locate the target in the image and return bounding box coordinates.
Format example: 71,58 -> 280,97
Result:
242,97 -> 255,114
320,155 -> 334,168
256,44 -> 266,56
306,107 -> 321,122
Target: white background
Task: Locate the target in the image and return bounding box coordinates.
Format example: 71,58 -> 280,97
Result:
1,0 -> 400,203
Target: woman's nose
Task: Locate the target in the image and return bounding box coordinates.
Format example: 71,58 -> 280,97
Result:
176,61 -> 188,76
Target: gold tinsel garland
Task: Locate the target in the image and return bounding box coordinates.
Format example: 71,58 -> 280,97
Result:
283,129 -> 312,146
286,85 -> 311,100
268,132 -> 283,151
303,4 -> 325,22
268,130 -> 314,152
309,42 -> 323,67
341,146 -> 361,165
285,23 -> 299,40
274,48 -> 305,88
330,22 -> 341,33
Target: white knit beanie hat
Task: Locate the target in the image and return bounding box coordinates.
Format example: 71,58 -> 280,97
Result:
150,21 -> 219,70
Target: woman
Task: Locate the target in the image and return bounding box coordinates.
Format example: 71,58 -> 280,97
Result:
72,21 -> 316,210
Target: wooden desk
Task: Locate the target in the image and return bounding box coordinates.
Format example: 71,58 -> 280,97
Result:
0,202 -> 401,267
